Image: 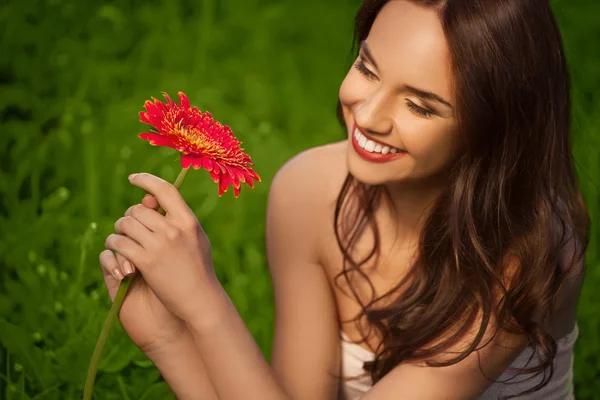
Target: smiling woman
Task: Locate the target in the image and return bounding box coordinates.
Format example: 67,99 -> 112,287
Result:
332,0 -> 589,399
99,1 -> 590,400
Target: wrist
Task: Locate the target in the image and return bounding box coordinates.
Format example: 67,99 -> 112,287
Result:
177,271 -> 223,321
184,281 -> 233,338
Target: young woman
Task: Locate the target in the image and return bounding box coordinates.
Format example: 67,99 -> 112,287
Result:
100,0 -> 589,399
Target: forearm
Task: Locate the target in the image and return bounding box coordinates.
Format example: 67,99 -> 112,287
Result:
187,285 -> 292,400
145,329 -> 219,400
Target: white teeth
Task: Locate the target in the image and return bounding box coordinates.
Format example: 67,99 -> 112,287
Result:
353,128 -> 402,154
358,136 -> 367,148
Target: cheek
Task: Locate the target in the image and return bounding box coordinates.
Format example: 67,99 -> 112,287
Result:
403,123 -> 458,166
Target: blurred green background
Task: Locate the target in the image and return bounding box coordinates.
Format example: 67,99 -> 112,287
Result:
0,0 -> 598,399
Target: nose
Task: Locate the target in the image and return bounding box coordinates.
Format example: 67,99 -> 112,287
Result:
353,90 -> 394,136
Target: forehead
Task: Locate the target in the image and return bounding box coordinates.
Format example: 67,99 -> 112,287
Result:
367,0 -> 452,100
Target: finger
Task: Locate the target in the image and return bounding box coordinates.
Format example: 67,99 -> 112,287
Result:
105,234 -> 145,269
115,252 -> 136,277
114,214 -> 154,246
124,204 -> 136,218
99,249 -> 125,302
129,203 -> 170,232
123,203 -> 168,233
124,196 -> 156,218
141,194 -> 160,210
128,173 -> 194,220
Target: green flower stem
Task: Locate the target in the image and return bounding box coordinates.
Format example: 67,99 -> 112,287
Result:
83,167 -> 190,400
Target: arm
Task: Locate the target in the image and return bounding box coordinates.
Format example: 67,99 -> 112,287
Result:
361,252 -> 529,399
145,329 -> 219,400
186,147 -> 341,400
362,331 -> 527,399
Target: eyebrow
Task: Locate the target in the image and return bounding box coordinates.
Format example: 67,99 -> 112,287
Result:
360,41 -> 380,70
359,41 -> 453,110
405,85 -> 453,109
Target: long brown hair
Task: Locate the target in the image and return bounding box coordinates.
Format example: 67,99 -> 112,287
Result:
333,0 -> 590,397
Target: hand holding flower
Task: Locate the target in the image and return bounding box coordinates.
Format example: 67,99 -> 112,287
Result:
99,193 -> 188,354
84,92 -> 260,400
105,172 -> 219,323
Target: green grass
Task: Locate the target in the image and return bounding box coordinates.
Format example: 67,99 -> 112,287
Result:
0,0 -> 598,399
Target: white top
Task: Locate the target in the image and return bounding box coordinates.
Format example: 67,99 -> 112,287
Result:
338,325 -> 578,400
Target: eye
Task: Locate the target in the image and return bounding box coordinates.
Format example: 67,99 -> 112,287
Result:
406,101 -> 435,118
353,58 -> 378,81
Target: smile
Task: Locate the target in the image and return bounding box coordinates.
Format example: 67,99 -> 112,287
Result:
351,124 -> 407,163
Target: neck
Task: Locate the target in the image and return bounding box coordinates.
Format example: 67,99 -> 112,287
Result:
381,175 -> 446,246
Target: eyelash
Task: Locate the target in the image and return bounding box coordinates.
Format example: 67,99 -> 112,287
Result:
353,58 -> 435,119
406,101 -> 434,118
354,58 -> 377,80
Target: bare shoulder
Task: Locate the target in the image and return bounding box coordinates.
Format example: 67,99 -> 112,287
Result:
271,139 -> 347,202
267,140 -> 348,258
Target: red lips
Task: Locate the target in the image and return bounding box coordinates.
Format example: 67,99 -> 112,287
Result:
351,128 -> 407,164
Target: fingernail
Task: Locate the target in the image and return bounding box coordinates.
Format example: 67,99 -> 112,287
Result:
128,173 -> 138,180
123,261 -> 134,276
112,268 -> 124,280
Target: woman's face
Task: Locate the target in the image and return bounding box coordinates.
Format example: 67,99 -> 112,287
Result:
340,0 -> 459,186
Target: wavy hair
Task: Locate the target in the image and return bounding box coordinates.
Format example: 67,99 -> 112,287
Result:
333,0 -> 590,397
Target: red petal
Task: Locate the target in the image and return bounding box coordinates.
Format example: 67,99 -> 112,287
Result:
163,92 -> 175,107
201,158 -> 214,171
224,165 -> 236,179
139,111 -> 151,125
219,174 -> 230,196
210,122 -> 222,137
144,100 -> 160,117
201,113 -> 214,130
154,99 -> 167,114
229,178 -> 240,188
232,168 -> 246,183
181,155 -> 194,169
222,126 -> 233,137
178,92 -> 190,109
233,185 -> 241,197
181,156 -> 192,169
182,155 -> 205,170
244,173 -> 255,188
209,169 -> 220,183
139,133 -> 178,148
247,169 -> 261,182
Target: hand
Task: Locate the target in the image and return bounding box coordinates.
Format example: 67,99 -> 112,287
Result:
104,173 -> 219,324
99,194 -> 188,354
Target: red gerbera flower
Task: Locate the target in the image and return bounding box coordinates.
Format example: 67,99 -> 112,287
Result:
138,91 -> 260,197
